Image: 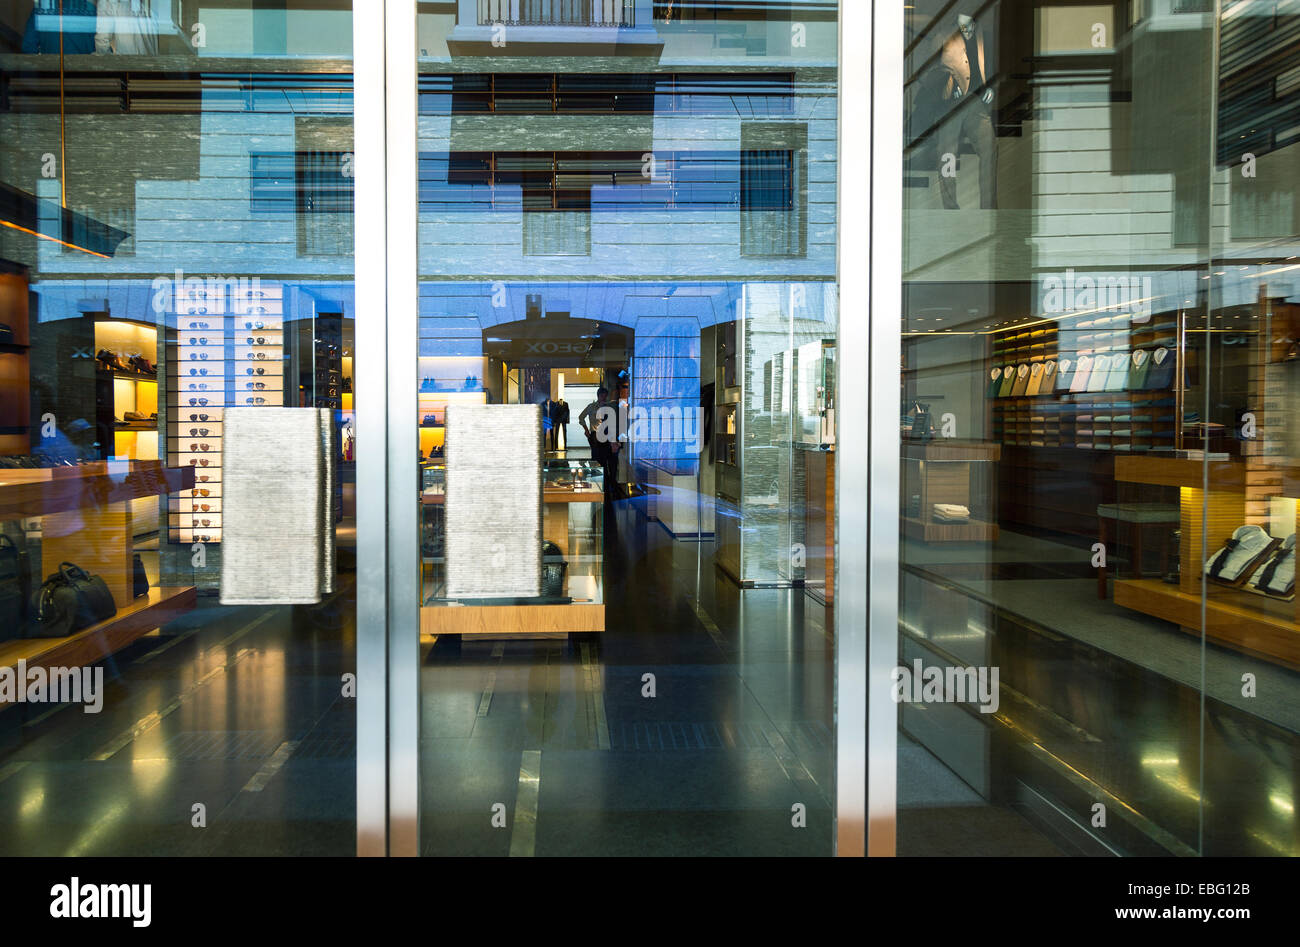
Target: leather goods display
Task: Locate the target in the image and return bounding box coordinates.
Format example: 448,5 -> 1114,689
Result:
1204,526 -> 1279,586
133,553 -> 150,599
541,541 -> 567,599
0,535 -> 31,639
29,562 -> 117,638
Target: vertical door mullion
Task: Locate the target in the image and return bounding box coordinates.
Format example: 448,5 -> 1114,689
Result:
868,0 -> 904,857
353,0 -> 390,857
835,0 -> 870,858
385,0 -> 422,857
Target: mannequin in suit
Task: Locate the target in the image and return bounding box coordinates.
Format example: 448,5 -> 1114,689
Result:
551,399 -> 570,451
935,12 -> 997,209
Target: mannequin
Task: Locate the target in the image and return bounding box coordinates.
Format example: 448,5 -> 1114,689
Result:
935,12 -> 997,209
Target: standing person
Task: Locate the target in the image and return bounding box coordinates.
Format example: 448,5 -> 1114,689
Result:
579,387 -> 621,499
934,12 -> 997,209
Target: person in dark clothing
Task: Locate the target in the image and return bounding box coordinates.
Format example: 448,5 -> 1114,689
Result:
579,387 -> 621,499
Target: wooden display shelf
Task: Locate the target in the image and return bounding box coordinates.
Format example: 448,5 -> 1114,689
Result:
1114,578 -> 1300,669
903,515 -> 999,543
1114,455 -> 1244,490
0,586 -> 198,707
0,461 -> 193,520
421,601 -> 604,637
421,486 -> 604,506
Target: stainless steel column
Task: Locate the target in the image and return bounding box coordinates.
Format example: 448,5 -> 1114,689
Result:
354,0 -> 389,857
385,0 -> 422,857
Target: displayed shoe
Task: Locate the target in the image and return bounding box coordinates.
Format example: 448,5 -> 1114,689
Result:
1247,533 -> 1295,598
1205,525 -> 1278,585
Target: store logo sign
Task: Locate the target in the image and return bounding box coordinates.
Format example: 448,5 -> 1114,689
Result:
890,660 -> 1000,714
521,341 -> 590,355
49,878 -> 151,927
1041,268 -> 1154,322
0,662 -> 104,713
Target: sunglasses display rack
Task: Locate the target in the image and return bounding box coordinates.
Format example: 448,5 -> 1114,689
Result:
165,282 -> 285,545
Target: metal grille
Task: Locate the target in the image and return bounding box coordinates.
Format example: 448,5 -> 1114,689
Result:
479,0 -> 635,27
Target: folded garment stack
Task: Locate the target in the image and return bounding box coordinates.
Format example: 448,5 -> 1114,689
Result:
1204,525 -> 1279,586
933,503 -> 971,523
1247,533 -> 1296,599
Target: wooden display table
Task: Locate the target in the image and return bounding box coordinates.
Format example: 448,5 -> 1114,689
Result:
901,440 -> 1001,542
1112,455 -> 1300,669
0,461 -> 196,697
421,485 -> 605,637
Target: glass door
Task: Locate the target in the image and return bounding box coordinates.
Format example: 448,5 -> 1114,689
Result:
0,0 -> 359,855
407,0 -> 845,855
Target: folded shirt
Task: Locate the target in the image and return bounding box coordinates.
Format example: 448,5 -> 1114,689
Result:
1070,355 -> 1094,393
1145,347 -> 1175,390
1129,349 -> 1151,389
1205,525 -> 1276,583
988,366 -> 1005,399
1055,357 -> 1074,392
1249,534 -> 1296,597
1010,363 -> 1032,396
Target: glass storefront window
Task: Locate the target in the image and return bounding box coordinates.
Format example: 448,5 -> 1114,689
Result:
0,1 -> 357,855
896,0 -> 1299,856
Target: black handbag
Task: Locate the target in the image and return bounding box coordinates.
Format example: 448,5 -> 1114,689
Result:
29,562 -> 117,638
541,541 -> 567,599
133,553 -> 149,598
0,535 -> 31,639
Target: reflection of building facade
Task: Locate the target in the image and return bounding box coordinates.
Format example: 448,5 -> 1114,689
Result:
901,0 -> 1300,856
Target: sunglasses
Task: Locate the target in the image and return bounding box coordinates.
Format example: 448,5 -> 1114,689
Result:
192,338 -> 209,345
189,368 -> 208,376
193,488 -> 210,497
188,321 -> 209,330
186,307 -> 208,315
189,352 -> 209,361
189,428 -> 209,436
189,398 -> 209,406
192,519 -> 212,527
188,458 -> 211,467
246,382 -> 266,390
188,383 -> 209,391
196,503 -> 211,512
245,396 -> 267,405
197,475 -> 211,482
246,367 -> 265,375
247,306 -> 268,314
189,413 -> 209,422
247,352 -> 267,360
246,337 -> 267,345
189,443 -> 211,452
196,534 -> 213,542
244,320 -> 265,329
